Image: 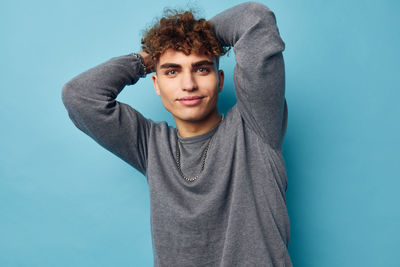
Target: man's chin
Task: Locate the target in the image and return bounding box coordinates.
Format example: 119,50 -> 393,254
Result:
177,116 -> 204,123
175,112 -> 221,125
171,107 -> 219,124
173,113 -> 209,123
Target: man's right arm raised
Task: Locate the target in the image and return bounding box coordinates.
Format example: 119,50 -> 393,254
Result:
62,54 -> 152,174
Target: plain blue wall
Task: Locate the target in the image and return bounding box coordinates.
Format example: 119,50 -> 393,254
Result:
1,0 -> 399,266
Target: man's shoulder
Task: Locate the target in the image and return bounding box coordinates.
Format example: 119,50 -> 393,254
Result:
224,105 -> 240,123
216,105 -> 243,135
148,119 -> 178,141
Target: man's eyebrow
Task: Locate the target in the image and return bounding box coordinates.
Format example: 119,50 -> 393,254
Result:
159,63 -> 182,69
192,60 -> 214,67
159,60 -> 214,69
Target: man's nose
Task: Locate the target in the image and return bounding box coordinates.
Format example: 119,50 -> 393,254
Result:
181,72 -> 197,92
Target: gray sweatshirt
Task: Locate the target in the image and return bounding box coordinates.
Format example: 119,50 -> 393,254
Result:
62,2 -> 291,266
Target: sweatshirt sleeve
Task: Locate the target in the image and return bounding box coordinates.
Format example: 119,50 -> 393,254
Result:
211,2 -> 287,149
61,54 -> 152,174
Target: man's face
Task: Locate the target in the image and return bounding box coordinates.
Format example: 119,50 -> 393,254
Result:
152,49 -> 224,125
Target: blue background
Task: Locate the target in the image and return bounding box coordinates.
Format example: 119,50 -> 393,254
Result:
1,0 -> 399,266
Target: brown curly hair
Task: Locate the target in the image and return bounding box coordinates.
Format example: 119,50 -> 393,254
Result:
141,9 -> 228,63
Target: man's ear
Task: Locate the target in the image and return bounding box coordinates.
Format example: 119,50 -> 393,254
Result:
152,73 -> 161,96
218,70 -> 224,92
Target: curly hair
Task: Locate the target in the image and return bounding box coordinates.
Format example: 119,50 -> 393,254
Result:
141,9 -> 228,63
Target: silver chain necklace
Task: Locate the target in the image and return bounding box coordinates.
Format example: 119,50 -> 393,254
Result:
175,116 -> 223,182
175,134 -> 214,182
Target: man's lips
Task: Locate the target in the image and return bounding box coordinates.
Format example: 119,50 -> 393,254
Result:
177,96 -> 204,101
177,96 -> 204,106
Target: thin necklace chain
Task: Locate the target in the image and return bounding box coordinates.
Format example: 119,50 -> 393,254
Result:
175,134 -> 214,182
175,115 -> 223,182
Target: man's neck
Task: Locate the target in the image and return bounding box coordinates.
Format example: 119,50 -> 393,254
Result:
175,111 -> 223,138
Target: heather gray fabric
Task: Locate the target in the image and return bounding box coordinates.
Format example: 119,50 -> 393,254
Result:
62,2 -> 291,266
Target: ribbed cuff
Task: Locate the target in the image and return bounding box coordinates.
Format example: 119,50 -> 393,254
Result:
132,53 -> 147,78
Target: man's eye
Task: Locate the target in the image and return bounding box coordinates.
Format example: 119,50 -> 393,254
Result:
197,68 -> 210,73
166,70 -> 177,75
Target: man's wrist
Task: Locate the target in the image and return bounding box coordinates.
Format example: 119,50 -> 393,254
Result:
132,52 -> 147,78
139,51 -> 155,74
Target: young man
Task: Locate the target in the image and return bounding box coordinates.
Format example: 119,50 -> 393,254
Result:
62,2 -> 291,266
